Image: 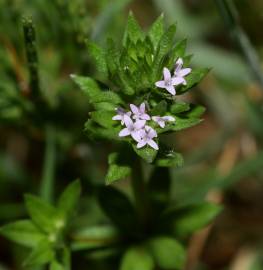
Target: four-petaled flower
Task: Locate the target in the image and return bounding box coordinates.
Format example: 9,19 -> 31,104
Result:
130,103 -> 151,120
119,117 -> 146,142
112,107 -> 132,125
137,126 -> 159,150
152,115 -> 175,128
155,67 -> 184,95
173,58 -> 192,85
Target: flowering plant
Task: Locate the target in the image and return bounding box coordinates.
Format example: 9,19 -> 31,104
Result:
72,13 -> 208,182
0,12 -> 221,270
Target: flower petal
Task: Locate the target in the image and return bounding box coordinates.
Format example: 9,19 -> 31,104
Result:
123,115 -> 133,128
112,115 -> 122,121
131,131 -> 142,142
155,81 -> 166,88
179,68 -> 191,77
130,104 -> 139,115
137,140 -> 147,149
119,128 -> 130,137
140,103 -> 145,113
172,77 -> 184,85
163,67 -> 171,81
134,120 -> 146,129
175,58 -> 183,73
159,120 -> 165,128
166,85 -> 176,95
163,116 -> 175,122
141,113 -> 151,120
147,140 -> 159,150
148,127 -> 157,137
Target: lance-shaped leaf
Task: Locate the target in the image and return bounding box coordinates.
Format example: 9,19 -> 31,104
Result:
123,12 -> 144,46
132,145 -> 158,163
152,24 -> 177,81
170,102 -> 190,114
86,41 -> 108,77
148,14 -> 165,50
90,110 -> 115,129
106,153 -> 131,185
155,151 -> 184,168
165,202 -> 222,237
24,194 -> 60,234
71,75 -> 123,104
178,68 -> 210,94
0,220 -> 45,248
121,246 -> 154,270
57,179 -> 81,219
50,261 -> 64,270
148,237 -> 186,270
23,239 -> 54,267
151,100 -> 167,116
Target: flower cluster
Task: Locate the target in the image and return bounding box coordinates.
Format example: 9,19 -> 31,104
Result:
155,58 -> 191,95
112,103 -> 175,150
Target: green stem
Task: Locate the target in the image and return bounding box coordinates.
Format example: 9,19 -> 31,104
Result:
63,247 -> 71,270
40,125 -> 56,203
131,157 -> 149,227
22,16 -> 41,98
214,0 -> 263,89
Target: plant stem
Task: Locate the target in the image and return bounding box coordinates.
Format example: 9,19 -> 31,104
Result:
22,16 -> 41,98
131,157 -> 149,227
214,0 -> 263,89
40,125 -> 56,203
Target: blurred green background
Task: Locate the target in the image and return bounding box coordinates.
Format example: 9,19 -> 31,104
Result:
1,0 -> 263,269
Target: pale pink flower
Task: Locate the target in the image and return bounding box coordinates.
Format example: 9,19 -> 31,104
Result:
173,58 -> 192,85
137,126 -> 159,150
155,67 -> 184,95
112,107 -> 132,125
119,116 -> 146,142
130,103 -> 150,120
152,115 -> 175,128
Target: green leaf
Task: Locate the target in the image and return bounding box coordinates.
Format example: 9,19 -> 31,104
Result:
90,110 -> 115,128
98,186 -> 137,234
86,41 -> 108,77
123,12 -> 144,46
132,145 -> 158,163
171,117 -> 202,131
148,237 -> 186,269
71,75 -> 123,104
155,151 -> 184,167
148,14 -> 164,50
0,220 -> 45,248
151,100 -> 167,116
106,38 -> 120,75
170,102 -> 190,114
106,164 -> 131,184
153,24 -> 177,81
71,225 -> 119,251
50,261 -> 64,270
167,202 -> 222,237
24,194 -> 60,233
179,68 -> 210,94
121,246 -> 154,270
106,153 -> 132,184
24,240 -> 54,267
57,179 -> 81,219
185,104 -> 206,118
84,119 -> 120,140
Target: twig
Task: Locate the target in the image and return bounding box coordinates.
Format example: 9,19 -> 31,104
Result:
214,0 -> 263,89
22,16 -> 41,99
